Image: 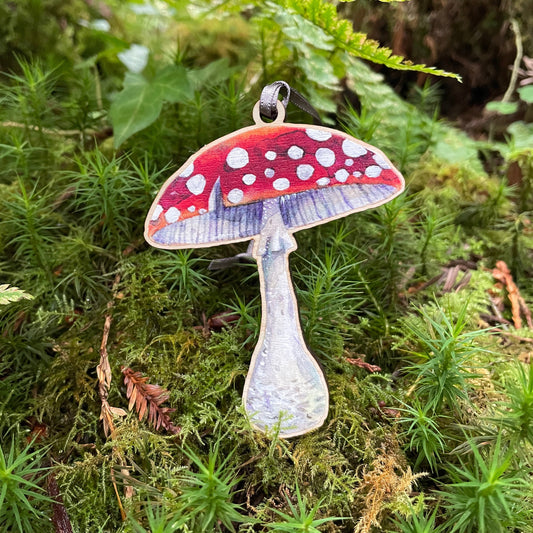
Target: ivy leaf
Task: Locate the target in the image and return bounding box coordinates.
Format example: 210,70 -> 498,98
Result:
517,85 -> 533,104
110,66 -> 195,147
110,78 -> 163,147
187,58 -> 235,89
486,101 -> 519,115
123,71 -> 148,89
507,121 -> 533,153
152,65 -> 194,103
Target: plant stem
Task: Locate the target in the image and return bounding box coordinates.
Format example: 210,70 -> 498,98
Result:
502,19 -> 523,104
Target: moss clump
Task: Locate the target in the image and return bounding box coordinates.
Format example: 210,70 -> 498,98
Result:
1,2 -> 532,532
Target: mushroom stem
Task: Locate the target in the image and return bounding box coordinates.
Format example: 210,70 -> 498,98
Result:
243,199 -> 329,438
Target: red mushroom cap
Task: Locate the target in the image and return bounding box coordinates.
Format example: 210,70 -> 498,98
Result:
145,124 -> 404,248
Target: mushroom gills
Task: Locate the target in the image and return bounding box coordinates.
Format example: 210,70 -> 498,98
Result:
280,182 -> 399,229
151,181 -> 399,246
151,179 -> 263,246
243,199 -> 328,437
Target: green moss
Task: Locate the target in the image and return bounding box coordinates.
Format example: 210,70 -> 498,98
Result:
0,2 -> 532,531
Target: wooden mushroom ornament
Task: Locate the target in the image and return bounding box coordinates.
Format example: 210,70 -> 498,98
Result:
145,101 -> 404,438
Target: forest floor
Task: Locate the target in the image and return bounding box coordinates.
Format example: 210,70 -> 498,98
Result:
0,1 -> 532,532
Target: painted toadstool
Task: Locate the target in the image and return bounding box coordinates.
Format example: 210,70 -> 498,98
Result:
145,102 -> 404,438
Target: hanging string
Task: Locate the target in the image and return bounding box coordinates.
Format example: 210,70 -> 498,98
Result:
259,81 -> 322,124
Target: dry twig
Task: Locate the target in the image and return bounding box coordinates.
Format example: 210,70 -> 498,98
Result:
95,265 -> 134,518
346,357 -> 382,373
47,471 -> 73,533
493,328 -> 533,343
492,260 -> 533,329
97,274 -> 127,437
407,259 -> 476,295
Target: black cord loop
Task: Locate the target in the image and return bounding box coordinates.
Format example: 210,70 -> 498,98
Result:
259,81 -> 322,124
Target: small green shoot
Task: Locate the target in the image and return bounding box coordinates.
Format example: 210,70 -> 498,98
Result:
398,401 -> 447,471
130,502 -> 180,533
404,302 -> 486,414
439,436 -> 529,533
390,504 -> 443,533
266,484 -> 344,532
0,439 -> 52,533
493,362 -> 533,449
175,444 -> 248,532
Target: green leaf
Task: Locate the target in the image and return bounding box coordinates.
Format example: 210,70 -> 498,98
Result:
0,284 -> 32,305
123,71 -> 148,89
153,65 -> 194,103
486,100 -> 518,114
507,121 -> 533,153
517,85 -> 533,104
274,11 -> 335,51
273,0 -> 460,79
110,78 -> 163,147
110,64 -> 195,146
298,54 -> 339,89
187,58 -> 235,90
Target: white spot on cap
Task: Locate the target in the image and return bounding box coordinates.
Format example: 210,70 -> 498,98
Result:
273,178 -> 290,191
365,165 -> 382,178
227,188 -> 244,203
151,204 -> 163,220
187,205 -> 196,212
288,145 -> 304,159
373,153 -> 391,169
297,164 -> 314,180
342,139 -> 367,158
335,169 -> 350,182
226,147 -> 249,169
354,171 -> 362,177
316,177 -> 330,187
265,151 -> 277,160
306,129 -> 332,141
316,147 -> 335,167
186,174 -> 206,195
179,163 -> 194,177
165,207 -> 180,223
199,208 -> 207,214
242,174 -> 256,185
265,168 -> 275,178
345,158 -> 354,166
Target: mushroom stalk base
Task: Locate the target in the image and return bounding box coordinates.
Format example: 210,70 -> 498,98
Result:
243,200 -> 329,438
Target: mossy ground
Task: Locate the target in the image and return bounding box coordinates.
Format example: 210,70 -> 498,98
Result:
1,1 -> 532,532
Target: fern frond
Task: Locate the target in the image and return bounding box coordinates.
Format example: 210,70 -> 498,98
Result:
340,0 -> 410,3
275,0 -> 461,79
0,284 -> 33,305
